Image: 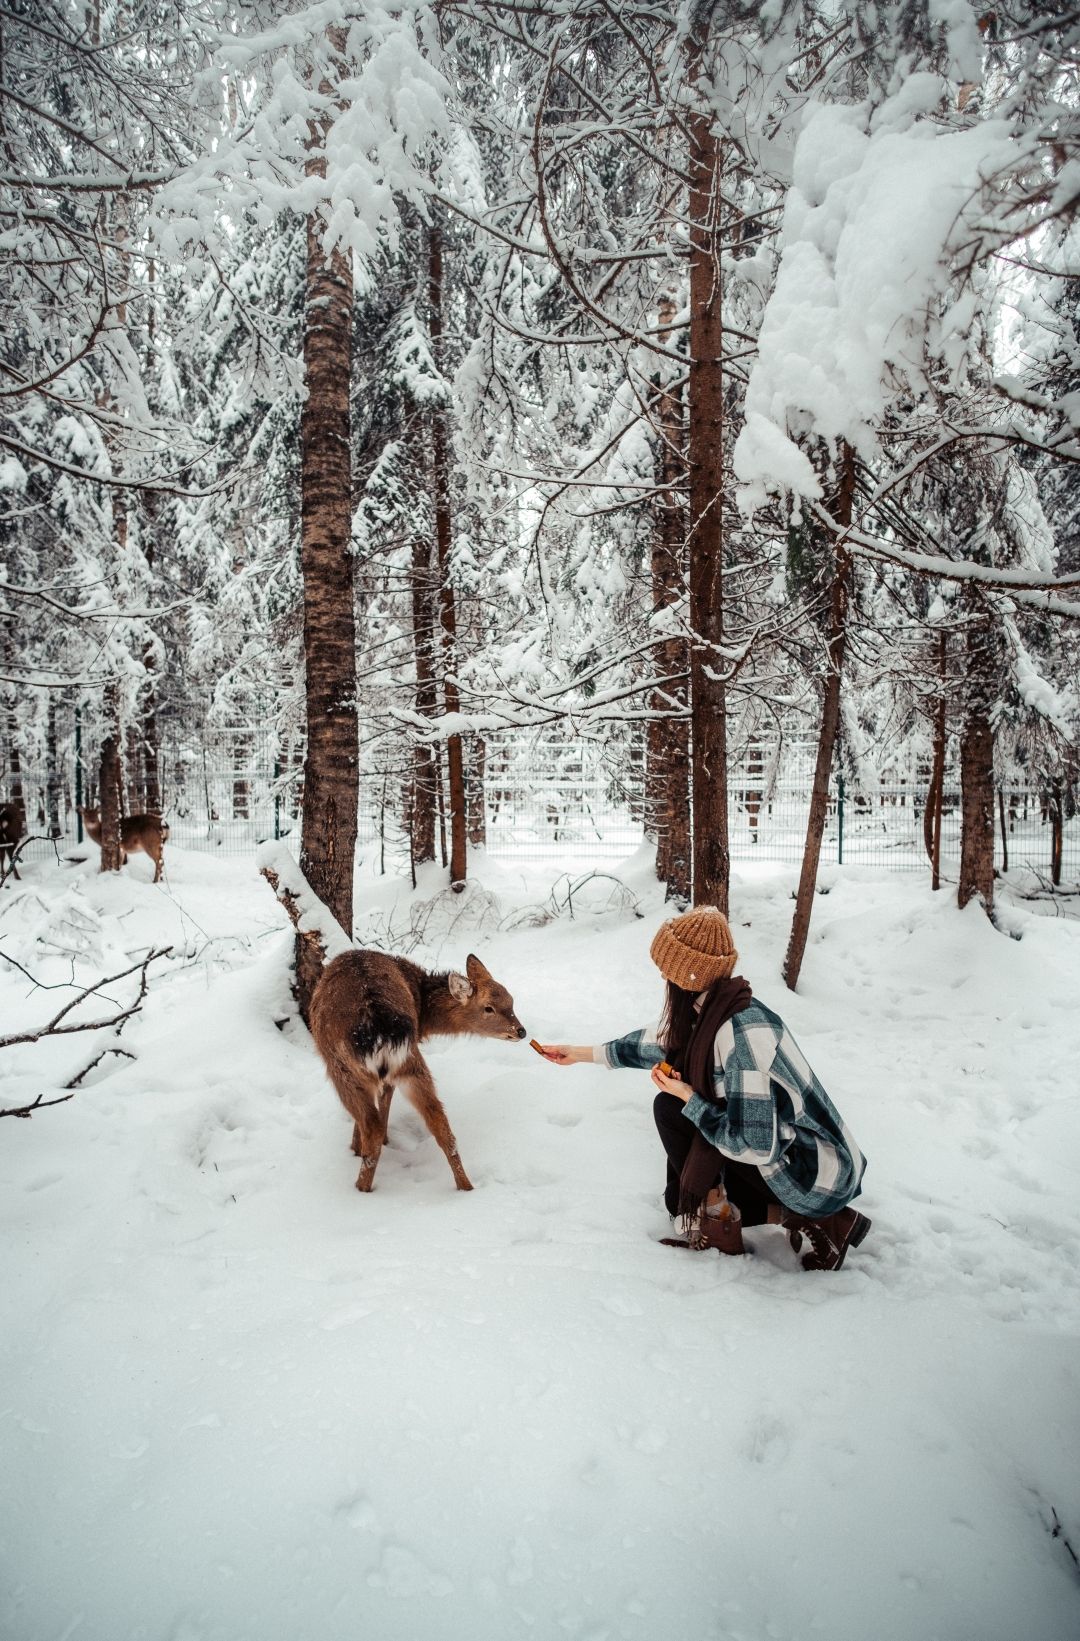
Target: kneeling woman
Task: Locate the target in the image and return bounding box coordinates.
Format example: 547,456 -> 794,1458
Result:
543,906 -> 870,1271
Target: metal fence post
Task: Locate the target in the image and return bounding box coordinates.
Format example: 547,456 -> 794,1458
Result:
273,758 -> 281,841
837,770 -> 844,865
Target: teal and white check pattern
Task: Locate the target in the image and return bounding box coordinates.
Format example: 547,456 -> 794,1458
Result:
598,999 -> 866,1219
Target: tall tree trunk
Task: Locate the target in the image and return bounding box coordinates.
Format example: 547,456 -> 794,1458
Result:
436,746 -> 448,869
97,173 -> 131,851
140,493 -> 162,814
647,287 -> 691,903
957,600 -> 996,913
783,443 -> 856,992
5,702 -> 26,841
686,44 -> 729,912
410,521 -> 438,869
429,218 -> 466,889
99,682 -> 124,872
467,738 -> 487,849
125,726 -> 141,812
45,699 -> 62,838
297,97 -> 358,1016
1049,780 -> 1064,887
143,697 -> 161,813
924,634 -> 947,889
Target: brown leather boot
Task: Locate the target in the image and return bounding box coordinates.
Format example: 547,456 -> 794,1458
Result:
692,1202 -> 745,1256
660,1188 -> 746,1256
784,1207 -> 871,1271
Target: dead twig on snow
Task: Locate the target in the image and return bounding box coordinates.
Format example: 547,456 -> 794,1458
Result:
0,946 -> 171,1048
0,946 -> 171,1116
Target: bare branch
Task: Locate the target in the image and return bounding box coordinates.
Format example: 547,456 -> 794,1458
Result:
0,946 -> 173,1050
0,1091 -> 76,1118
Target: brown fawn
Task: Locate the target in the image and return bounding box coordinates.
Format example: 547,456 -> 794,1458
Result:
79,806 -> 170,883
309,949 -> 526,1193
0,801 -> 25,885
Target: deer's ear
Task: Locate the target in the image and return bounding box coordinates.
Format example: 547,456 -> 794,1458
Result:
448,971 -> 474,1002
465,953 -> 490,984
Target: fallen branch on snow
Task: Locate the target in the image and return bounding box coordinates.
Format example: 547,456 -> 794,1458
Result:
0,946 -> 172,1049
0,946 -> 172,1117
1051,1507 -> 1080,1577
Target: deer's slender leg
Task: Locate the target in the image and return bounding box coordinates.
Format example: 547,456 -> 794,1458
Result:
398,1053 -> 473,1191
378,1082 -> 395,1143
321,1052 -> 384,1190
351,1100 -> 386,1193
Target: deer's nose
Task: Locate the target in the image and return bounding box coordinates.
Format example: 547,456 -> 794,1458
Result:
516,1026 -> 527,1039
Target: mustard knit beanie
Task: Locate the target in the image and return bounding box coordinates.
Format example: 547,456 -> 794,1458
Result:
649,906 -> 738,991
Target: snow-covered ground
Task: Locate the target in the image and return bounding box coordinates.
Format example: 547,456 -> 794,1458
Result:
2,846 -> 1079,1641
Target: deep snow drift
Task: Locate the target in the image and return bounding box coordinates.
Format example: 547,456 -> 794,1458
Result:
2,846 -> 1078,1641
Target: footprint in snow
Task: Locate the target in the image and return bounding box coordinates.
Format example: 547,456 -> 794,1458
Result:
743,1412 -> 791,1467
336,1493 -> 379,1532
631,1426 -> 667,1455
602,1293 -> 644,1318
24,1173 -> 65,1192
320,1302 -> 375,1331
367,1544 -> 454,1599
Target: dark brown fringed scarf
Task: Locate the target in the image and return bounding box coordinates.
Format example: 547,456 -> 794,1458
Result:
675,975 -> 753,1218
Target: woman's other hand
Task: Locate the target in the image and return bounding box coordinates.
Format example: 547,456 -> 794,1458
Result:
651,1064 -> 691,1102
534,1043 -> 591,1065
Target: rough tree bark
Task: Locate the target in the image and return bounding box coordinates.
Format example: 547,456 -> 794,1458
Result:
4,702 -> 27,843
1049,780 -> 1064,887
783,443 -> 856,992
142,264 -> 163,815
139,493 -> 162,814
957,597 -> 996,913
923,633 -> 947,890
647,286 -> 691,903
98,681 -> 124,873
467,738 -> 487,849
125,726 -> 141,810
45,699 -> 62,838
98,174 -> 130,864
686,39 -> 729,913
296,58 -> 359,1016
429,217 -> 466,889
410,517 -> 438,871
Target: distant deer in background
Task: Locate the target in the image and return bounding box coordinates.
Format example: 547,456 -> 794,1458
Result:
0,801 -> 25,884
310,950 -> 526,1193
79,806 -> 170,882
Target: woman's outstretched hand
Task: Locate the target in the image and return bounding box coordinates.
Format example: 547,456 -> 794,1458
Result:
533,1043 -> 592,1065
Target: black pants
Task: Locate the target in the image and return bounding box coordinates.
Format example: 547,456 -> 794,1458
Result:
652,1092 -> 785,1226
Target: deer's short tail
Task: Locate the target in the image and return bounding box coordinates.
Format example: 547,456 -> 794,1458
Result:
349,1010 -> 414,1080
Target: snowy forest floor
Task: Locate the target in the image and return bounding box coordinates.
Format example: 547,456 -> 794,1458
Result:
2,846 -> 1079,1641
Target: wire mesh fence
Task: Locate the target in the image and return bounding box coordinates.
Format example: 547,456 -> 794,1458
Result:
3,727 -> 1077,885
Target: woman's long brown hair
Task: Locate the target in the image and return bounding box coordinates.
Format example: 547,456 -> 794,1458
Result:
658,980 -> 699,1068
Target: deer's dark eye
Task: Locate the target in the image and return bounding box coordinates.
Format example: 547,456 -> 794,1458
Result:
484,1005 -> 495,1013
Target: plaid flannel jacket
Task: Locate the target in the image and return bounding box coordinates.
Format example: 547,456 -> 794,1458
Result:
598,998 -> 866,1218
